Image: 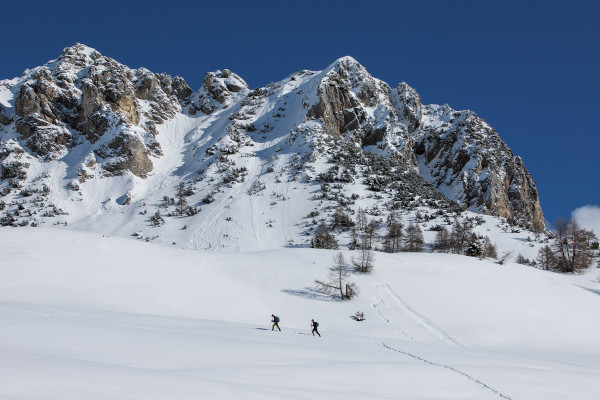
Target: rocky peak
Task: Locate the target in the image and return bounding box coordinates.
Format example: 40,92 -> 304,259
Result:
193,69 -> 248,114
308,56 -> 391,139
322,56 -> 388,106
58,43 -> 100,67
3,43 -> 194,177
390,82 -> 422,135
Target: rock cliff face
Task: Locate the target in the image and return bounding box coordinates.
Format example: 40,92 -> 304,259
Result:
0,45 -> 545,232
304,58 -> 544,230
414,105 -> 545,231
2,44 -> 192,177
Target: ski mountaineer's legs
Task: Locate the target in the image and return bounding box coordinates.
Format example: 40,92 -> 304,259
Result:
312,327 -> 321,337
272,322 -> 281,331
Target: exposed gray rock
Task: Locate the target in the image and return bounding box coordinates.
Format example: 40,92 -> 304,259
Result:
306,57 -> 544,230
413,107 -> 545,231
99,134 -> 153,178
195,69 -> 249,114
0,106 -> 9,125
2,43 -> 194,175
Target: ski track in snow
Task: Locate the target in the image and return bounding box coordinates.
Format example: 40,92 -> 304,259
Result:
371,286 -> 415,341
373,283 -> 511,399
381,342 -> 513,400
373,283 -> 463,347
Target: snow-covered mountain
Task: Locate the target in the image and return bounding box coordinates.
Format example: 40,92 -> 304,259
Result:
0,44 -> 545,251
2,45 -> 599,400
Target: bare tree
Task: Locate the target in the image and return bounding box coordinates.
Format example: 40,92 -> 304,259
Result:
356,207 -> 367,231
553,218 -> 592,273
433,226 -> 451,253
515,254 -> 530,265
315,253 -> 359,300
482,236 -> 498,259
352,239 -> 375,274
348,228 -> 360,250
450,218 -> 472,254
364,219 -> 379,250
384,220 -> 403,253
403,223 -> 424,252
386,210 -> 399,227
536,245 -> 556,270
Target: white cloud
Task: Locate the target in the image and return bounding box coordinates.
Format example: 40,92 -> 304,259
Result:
572,205 -> 600,237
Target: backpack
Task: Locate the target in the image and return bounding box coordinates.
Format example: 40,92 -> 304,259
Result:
313,321 -> 319,327
274,316 -> 280,323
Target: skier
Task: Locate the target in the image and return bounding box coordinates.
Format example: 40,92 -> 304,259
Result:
271,314 -> 281,331
311,319 -> 321,337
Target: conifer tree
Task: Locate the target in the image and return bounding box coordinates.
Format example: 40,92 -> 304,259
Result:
312,219 -> 338,249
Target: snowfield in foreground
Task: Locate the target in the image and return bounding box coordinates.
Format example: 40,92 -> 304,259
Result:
1,228 -> 599,399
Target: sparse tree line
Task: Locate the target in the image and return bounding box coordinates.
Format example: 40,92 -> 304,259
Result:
312,207 -> 497,259
311,207 -> 598,274
431,218 -> 497,258
0,164 -> 68,227
149,182 -> 201,226
515,217 -> 598,273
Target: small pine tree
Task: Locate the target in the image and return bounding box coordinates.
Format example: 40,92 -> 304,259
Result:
150,210 -> 165,226
465,240 -> 482,257
348,228 -> 360,250
313,219 -> 338,249
176,182 -> 188,216
332,208 -> 354,231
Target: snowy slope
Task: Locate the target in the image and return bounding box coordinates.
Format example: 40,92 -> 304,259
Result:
1,228 -> 599,399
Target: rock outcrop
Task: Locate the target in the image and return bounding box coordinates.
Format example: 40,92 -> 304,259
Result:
413,107 -> 545,231
3,43 -> 193,176
192,69 -> 249,114
305,57 -> 544,230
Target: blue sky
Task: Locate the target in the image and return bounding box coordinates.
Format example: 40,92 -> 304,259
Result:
2,0 -> 598,224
